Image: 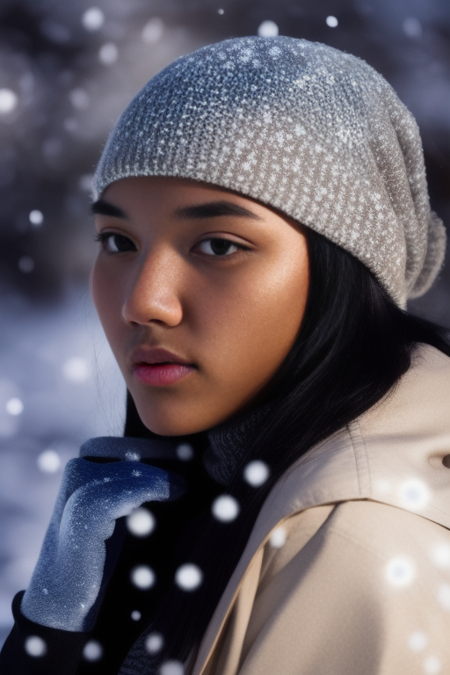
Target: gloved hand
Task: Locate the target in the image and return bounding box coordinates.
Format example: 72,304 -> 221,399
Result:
21,437 -> 185,632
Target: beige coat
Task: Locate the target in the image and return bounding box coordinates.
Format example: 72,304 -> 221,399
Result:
193,345 -> 450,675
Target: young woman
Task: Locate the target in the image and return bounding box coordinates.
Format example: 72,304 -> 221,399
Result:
1,36 -> 450,675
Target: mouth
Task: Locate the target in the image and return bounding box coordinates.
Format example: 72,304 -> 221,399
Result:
130,347 -> 196,387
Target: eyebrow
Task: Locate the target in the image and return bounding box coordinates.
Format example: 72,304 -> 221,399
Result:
174,200 -> 262,221
90,198 -> 262,221
91,199 -> 127,218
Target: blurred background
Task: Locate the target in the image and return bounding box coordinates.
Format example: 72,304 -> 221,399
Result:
0,0 -> 449,647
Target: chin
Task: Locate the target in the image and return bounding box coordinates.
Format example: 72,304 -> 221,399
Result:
137,409 -> 210,437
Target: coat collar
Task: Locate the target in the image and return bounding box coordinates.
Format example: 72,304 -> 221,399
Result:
193,344 -> 450,674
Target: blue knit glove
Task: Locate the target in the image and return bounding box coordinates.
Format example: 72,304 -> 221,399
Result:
21,437 -> 184,631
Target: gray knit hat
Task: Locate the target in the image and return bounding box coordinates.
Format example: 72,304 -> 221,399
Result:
93,36 -> 446,308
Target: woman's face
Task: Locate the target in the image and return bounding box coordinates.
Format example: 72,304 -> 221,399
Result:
91,177 -> 309,436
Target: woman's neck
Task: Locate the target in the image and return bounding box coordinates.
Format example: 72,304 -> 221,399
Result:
204,403 -> 272,485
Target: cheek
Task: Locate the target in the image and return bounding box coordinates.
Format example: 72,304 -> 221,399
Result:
200,251 -> 309,403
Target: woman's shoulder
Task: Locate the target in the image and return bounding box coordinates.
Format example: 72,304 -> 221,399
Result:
240,500 -> 450,675
200,501 -> 450,675
271,498 -> 450,572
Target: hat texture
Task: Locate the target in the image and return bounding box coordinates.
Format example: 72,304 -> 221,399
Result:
93,36 -> 446,308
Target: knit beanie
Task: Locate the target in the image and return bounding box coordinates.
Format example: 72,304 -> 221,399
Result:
93,36 -> 446,308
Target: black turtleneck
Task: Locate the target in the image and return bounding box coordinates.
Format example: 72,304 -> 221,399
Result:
0,404 -> 272,675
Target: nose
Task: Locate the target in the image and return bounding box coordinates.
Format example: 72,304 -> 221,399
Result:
122,249 -> 183,327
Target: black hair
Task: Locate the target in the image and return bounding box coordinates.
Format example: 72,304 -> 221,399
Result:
124,228 -> 450,668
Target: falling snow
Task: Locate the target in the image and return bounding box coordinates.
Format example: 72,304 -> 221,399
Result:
62,356 -> 90,383
211,495 -> 240,522
159,660 -> 185,675
176,443 -> 194,461
81,7 -> 105,31
127,507 -> 156,536
37,449 -> 61,473
257,21 -> 279,37
243,460 -> 269,486
99,43 -> 118,65
385,556 -> 415,587
1,3 -> 450,664
29,210 -> 44,226
399,479 -> 429,510
0,89 -> 18,114
175,563 -> 203,591
145,632 -> 164,654
423,655 -> 442,675
131,565 -> 156,589
6,398 -> 23,416
270,526 -> 287,548
403,17 -> 422,38
69,88 -> 90,111
24,636 -> 47,657
408,630 -> 428,652
83,640 -> 103,661
142,18 -> 164,44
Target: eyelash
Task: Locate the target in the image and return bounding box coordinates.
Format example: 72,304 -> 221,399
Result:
94,232 -> 136,253
94,233 -> 250,257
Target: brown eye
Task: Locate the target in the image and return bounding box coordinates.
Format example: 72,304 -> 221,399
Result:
98,233 -> 136,253
197,238 -> 241,256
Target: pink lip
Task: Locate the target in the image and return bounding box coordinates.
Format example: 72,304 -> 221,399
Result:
131,347 -> 196,387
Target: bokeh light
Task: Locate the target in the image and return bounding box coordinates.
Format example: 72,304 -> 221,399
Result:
29,210 -> 44,227
326,16 -> 339,28
81,7 -> 105,31
142,18 -> 164,44
257,21 -> 279,37
24,636 -> 47,657
145,632 -> 164,654
403,17 -> 422,38
69,88 -> 90,111
174,563 -> 203,591
408,630 -> 427,652
6,398 -> 23,416
62,357 -> 90,383
211,495 -> 240,522
399,479 -> 429,510
130,565 -> 156,589
159,661 -> 185,675
269,526 -> 287,548
176,443 -> 194,461
0,89 -> 18,115
37,449 -> 61,473
126,507 -> 156,537
99,43 -> 119,66
83,640 -> 103,661
243,460 -> 269,486
423,655 -> 442,675
385,556 -> 415,587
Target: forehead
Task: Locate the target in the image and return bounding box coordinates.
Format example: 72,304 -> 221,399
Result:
95,176 -> 294,226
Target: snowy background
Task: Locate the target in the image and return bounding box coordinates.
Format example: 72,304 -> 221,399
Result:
1,0 -> 449,647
